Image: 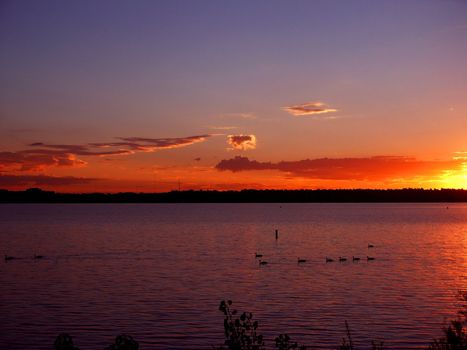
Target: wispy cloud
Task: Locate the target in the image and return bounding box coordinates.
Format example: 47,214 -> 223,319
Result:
221,113 -> 256,120
283,101 -> 337,117
0,174 -> 99,187
1,135 -> 211,172
453,151 -> 467,160
208,126 -> 238,131
227,135 -> 257,151
91,135 -> 210,152
28,143 -> 131,156
216,156 -> 462,181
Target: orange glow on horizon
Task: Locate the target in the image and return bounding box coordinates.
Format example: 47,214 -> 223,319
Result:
2,154 -> 466,193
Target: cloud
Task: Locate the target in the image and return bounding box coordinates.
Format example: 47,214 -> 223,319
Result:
453,151 -> 467,160
0,174 -> 99,187
0,135 -> 212,172
89,135 -> 210,153
28,143 -> 133,156
0,151 -> 87,172
221,113 -> 256,120
283,101 -> 337,116
216,156 -> 462,181
119,135 -> 210,150
227,135 -> 257,150
208,126 -> 238,131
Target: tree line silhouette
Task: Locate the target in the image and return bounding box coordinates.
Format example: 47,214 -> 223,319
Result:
1,188 -> 467,203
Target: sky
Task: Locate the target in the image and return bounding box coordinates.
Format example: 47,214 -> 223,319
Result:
1,0 -> 466,192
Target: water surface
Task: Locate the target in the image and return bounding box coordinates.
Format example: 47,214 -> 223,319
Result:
1,203 -> 466,349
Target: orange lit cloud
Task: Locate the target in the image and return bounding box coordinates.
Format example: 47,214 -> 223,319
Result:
0,151 -> 87,172
283,101 -> 337,116
227,135 -> 257,150
453,151 -> 467,160
216,156 -> 462,181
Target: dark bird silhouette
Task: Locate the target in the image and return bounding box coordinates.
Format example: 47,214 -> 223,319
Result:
368,244 -> 374,248
259,260 -> 268,265
339,256 -> 347,262
255,252 -> 263,258
4,255 -> 15,261
34,254 -> 44,259
367,256 -> 375,261
297,257 -> 307,263
325,257 -> 334,263
352,256 -> 360,262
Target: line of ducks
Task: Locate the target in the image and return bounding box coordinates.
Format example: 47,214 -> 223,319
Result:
255,243 -> 376,266
4,254 -> 45,261
326,256 -> 375,262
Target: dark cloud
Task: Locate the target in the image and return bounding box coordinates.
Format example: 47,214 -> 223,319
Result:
216,156 -> 272,172
216,156 -> 461,181
227,135 -> 257,150
0,174 -> 99,187
2,135 -> 211,172
90,135 -> 210,152
29,143 -> 133,156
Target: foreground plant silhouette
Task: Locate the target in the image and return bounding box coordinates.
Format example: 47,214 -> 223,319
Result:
428,320 -> 467,350
215,300 -> 308,349
338,321 -> 383,350
53,293 -> 467,349
53,333 -> 138,350
105,334 -> 139,350
428,291 -> 467,350
215,296 -> 467,350
274,334 -> 307,350
215,299 -> 266,350
54,333 -> 80,350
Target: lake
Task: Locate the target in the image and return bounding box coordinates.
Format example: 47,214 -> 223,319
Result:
1,203 -> 466,349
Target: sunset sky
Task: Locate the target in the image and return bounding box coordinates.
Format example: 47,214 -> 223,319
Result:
1,0 -> 466,192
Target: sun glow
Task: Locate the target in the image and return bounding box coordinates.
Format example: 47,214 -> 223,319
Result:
441,155 -> 467,189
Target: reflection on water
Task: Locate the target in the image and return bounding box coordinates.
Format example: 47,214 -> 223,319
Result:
0,203 -> 466,349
